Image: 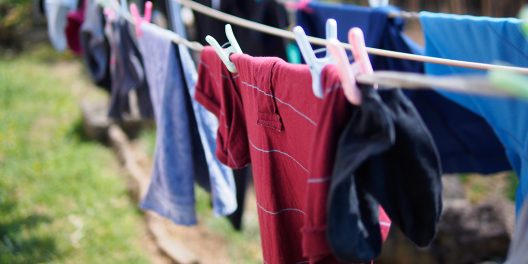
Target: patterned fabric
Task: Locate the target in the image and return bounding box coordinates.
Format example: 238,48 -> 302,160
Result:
196,47 -> 349,263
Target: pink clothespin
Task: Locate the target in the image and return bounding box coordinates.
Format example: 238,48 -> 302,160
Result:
326,27 -> 375,105
103,7 -> 116,22
327,38 -> 362,105
349,28 -> 374,75
129,1 -> 152,37
285,0 -> 313,13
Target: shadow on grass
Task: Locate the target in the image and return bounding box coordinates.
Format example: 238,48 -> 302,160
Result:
66,117 -> 90,143
0,199 -> 58,264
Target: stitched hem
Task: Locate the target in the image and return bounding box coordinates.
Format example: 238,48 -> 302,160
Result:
195,89 -> 221,117
215,148 -> 250,170
301,226 -> 331,260
140,192 -> 197,226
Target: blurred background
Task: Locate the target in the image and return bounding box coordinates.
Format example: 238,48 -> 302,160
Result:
0,0 -> 526,263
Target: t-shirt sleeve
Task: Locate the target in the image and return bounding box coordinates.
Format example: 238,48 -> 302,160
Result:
302,65 -> 352,261
195,47 -> 250,169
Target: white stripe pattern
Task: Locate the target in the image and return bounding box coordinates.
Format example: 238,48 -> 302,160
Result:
249,140 -> 310,173
380,221 -> 391,227
241,81 -> 317,126
257,202 -> 306,215
307,177 -> 330,183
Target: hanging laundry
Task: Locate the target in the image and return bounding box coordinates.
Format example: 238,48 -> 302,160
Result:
327,87 -> 442,262
44,0 -> 78,51
196,47 -> 340,263
420,12 -> 528,213
137,25 -> 211,225
323,85 -> 394,262
166,1 -> 238,217
192,0 -> 289,59
196,46 -> 361,263
105,19 -> 154,120
296,2 -> 511,174
80,0 -> 111,90
65,0 -> 84,55
139,0 -> 170,29
299,82 -> 388,262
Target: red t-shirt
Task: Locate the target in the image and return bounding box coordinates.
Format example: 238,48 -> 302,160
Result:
195,47 -> 389,263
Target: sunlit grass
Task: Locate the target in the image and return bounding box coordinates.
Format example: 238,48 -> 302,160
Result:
0,46 -> 150,263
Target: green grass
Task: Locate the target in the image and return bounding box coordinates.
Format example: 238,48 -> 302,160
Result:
0,47 -> 151,263
195,187 -> 262,264
506,172 -> 519,202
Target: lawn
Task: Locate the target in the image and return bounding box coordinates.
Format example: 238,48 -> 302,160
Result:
0,47 -> 152,263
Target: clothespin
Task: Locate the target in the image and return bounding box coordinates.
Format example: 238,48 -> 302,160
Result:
294,19 -> 337,98
327,39 -> 362,105
129,1 -> 152,37
103,7 -> 116,21
326,27 -> 374,105
285,0 -> 312,13
349,28 -> 374,76
368,0 -> 389,7
120,0 -> 127,12
205,24 -> 243,73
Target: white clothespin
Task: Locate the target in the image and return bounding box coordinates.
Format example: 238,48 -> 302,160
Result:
294,19 -> 337,98
119,0 -> 127,12
205,24 -> 242,73
369,0 -> 389,7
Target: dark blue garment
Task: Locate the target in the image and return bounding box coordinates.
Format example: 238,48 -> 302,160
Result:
296,2 -> 511,174
168,1 -> 238,216
80,0 -> 111,90
328,87 -> 442,262
420,12 -> 528,212
137,25 -> 210,225
106,19 -> 154,120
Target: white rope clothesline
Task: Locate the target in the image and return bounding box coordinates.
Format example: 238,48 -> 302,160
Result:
176,0 -> 528,74
97,0 -> 519,97
99,0 -> 205,51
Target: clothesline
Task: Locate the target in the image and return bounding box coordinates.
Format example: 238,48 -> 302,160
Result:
95,0 -> 525,97
387,10 -> 420,19
276,0 -> 420,18
98,0 -> 205,51
175,0 -> 528,74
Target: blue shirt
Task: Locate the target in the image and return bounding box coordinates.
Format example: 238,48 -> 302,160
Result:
168,1 -> 238,216
138,25 -> 210,225
420,12 -> 528,211
296,2 -> 511,174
